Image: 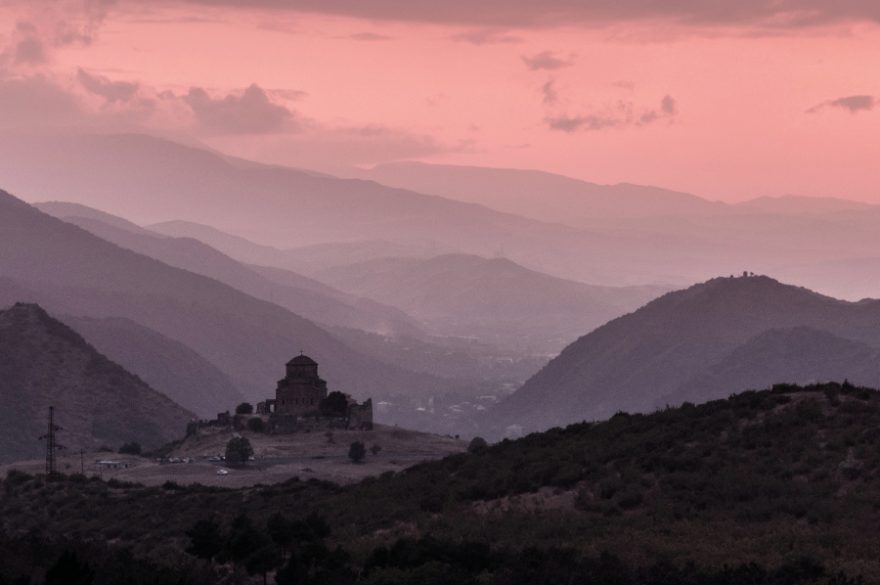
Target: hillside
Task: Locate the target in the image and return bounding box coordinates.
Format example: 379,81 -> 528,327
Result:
36,202 -> 423,337
0,303 -> 193,464
0,189 -> 472,419
488,274 -> 880,433
63,315 -> 244,417
316,254 -> 665,352
2,383 -> 880,583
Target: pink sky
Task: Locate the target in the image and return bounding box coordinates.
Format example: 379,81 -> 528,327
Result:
1,1 -> 879,202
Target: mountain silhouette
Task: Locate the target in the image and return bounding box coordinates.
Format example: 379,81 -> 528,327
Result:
0,303 -> 193,464
488,275 -> 880,433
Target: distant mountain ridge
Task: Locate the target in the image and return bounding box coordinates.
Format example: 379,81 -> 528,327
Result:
0,303 -> 193,464
315,253 -> 666,352
36,202 -> 423,338
360,160 -> 729,228
488,275 -> 880,433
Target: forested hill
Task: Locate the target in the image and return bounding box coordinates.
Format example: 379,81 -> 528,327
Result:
2,382 -> 880,583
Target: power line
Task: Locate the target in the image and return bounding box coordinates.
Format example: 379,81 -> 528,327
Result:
38,406 -> 64,476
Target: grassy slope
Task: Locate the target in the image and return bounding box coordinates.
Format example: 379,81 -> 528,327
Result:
2,382 -> 880,580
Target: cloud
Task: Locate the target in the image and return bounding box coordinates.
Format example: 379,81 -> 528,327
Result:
348,32 -> 394,41
807,94 -> 878,114
2,1 -> 116,69
10,22 -> 47,65
183,84 -> 299,135
449,28 -> 522,45
146,1 -> 880,29
546,114 -> 619,132
77,68 -> 139,102
546,95 -> 677,133
522,51 -> 575,71
541,79 -> 558,105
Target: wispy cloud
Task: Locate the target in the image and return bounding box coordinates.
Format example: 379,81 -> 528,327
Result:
541,79 -> 559,105
77,68 -> 139,103
807,94 -> 878,114
450,28 -> 522,45
546,95 -> 678,133
522,51 -> 575,71
348,32 -> 394,42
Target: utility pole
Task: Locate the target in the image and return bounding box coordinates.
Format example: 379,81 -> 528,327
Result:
39,406 -> 63,476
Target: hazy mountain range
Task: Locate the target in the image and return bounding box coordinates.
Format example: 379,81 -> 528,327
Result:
0,303 -> 192,464
0,189 -> 470,419
36,201 -> 423,338
5,133 -> 880,299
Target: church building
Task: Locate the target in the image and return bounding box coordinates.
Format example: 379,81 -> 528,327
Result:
274,354 -> 328,416
254,354 -> 373,430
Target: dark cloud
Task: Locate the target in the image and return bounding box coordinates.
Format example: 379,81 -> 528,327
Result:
183,84 -> 298,134
522,51 -> 575,71
547,95 -> 677,133
450,28 -> 522,45
77,68 -> 139,102
807,94 -> 878,114
153,1 -> 880,29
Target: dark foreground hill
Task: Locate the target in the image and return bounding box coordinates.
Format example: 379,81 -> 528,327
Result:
0,303 -> 192,464
1,383 -> 879,583
489,274 -> 880,433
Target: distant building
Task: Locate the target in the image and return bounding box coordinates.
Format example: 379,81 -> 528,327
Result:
252,353 -> 373,431
274,354 -> 328,416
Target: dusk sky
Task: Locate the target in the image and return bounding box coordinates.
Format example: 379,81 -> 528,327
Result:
1,0 -> 879,202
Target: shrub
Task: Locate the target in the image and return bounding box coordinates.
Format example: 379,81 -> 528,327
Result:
118,442 -> 141,455
225,437 -> 254,466
247,418 -> 265,433
235,402 -> 254,415
348,441 -> 366,464
467,437 -> 488,453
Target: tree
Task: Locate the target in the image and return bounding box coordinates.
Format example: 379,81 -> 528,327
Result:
186,518 -> 224,561
235,402 -> 254,415
44,551 -> 94,585
320,391 -> 349,417
467,437 -> 488,453
348,441 -> 366,464
247,417 -> 265,433
225,437 -> 254,466
245,543 -> 283,585
118,442 -> 142,455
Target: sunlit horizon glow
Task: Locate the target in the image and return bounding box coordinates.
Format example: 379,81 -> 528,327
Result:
0,1 -> 879,202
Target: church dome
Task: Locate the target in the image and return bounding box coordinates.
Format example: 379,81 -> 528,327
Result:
287,354 -> 318,367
